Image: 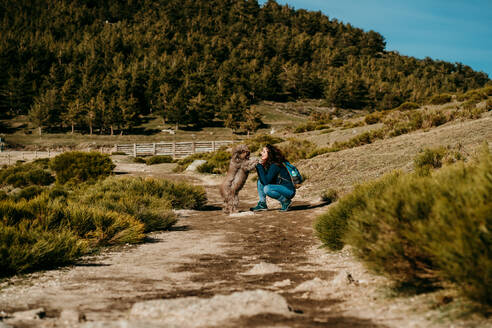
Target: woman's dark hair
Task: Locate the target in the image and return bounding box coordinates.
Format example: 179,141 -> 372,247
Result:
263,144 -> 286,169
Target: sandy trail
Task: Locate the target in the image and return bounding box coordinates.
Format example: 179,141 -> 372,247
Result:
0,168 -> 388,327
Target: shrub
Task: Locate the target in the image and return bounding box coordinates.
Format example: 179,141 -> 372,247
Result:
133,157 -> 147,163
49,151 -> 115,184
314,171 -> 401,250
145,155 -> 174,165
280,139 -> 318,163
0,221 -> 88,276
396,102 -> 420,111
344,172 -> 441,288
0,162 -> 54,188
15,185 -> 45,200
111,151 -> 127,155
422,111 -> 448,128
317,147 -> 492,306
173,152 -> 210,173
364,112 -> 383,125
197,150 -> 231,174
486,99 -> 492,111
76,177 -> 180,232
456,87 -> 491,102
320,188 -> 338,204
420,150 -> 492,305
294,122 -> 317,133
413,147 -> 446,175
243,134 -> 284,152
341,121 -> 365,129
429,93 -> 452,105
47,186 -> 68,200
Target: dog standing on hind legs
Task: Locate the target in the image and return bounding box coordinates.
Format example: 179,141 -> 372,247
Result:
220,144 -> 259,214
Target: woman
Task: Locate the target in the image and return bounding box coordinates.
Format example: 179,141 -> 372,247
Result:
250,144 -> 295,212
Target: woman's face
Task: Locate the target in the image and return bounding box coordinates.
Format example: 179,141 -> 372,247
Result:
260,147 -> 269,162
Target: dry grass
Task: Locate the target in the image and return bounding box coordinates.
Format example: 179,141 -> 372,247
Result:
296,112 -> 492,200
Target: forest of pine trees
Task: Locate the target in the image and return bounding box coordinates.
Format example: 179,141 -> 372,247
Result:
0,0 -> 489,134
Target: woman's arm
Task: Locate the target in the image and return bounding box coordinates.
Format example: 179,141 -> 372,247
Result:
256,163 -> 281,185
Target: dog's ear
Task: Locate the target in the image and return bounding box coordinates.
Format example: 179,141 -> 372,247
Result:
231,148 -> 241,162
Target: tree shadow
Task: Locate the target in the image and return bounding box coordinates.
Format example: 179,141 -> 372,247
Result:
0,121 -> 26,134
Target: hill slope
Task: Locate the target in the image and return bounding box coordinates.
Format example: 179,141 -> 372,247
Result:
0,0 -> 489,134
296,112 -> 492,199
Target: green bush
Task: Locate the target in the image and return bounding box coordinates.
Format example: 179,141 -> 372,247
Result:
280,139 -> 318,163
47,186 -> 68,200
456,86 -> 491,102
133,157 -> 147,163
145,155 -> 174,165
364,112 -> 383,125
314,171 -> 401,250
486,99 -> 492,111
316,147 -> 492,306
75,177 -> 182,232
320,188 -> 338,204
396,102 -> 420,111
294,122 -> 317,133
243,134 -> 284,152
429,93 -> 452,105
197,150 -> 231,174
332,128 -> 386,150
49,151 -> 115,184
0,221 -> 88,276
0,194 -> 145,275
173,152 -> 210,173
0,162 -> 54,187
15,185 -> 45,200
413,147 -> 447,175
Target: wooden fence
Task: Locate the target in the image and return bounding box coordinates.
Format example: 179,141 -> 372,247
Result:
0,150 -> 63,165
114,140 -> 234,158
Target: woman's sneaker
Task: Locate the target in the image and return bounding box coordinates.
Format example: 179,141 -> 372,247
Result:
250,201 -> 268,211
279,199 -> 292,212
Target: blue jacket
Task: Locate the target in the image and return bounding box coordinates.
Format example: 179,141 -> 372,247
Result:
256,163 -> 295,190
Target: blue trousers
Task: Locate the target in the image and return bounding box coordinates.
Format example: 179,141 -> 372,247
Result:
257,180 -> 295,203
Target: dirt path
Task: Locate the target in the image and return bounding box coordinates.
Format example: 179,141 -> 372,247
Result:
0,168 -> 389,328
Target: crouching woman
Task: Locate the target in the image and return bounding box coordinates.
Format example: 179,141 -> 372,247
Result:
250,144 -> 295,212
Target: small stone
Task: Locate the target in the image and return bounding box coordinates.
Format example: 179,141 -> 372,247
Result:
12,308 -> 45,320
130,289 -> 291,327
241,262 -> 282,275
185,160 -> 207,171
273,279 -> 292,288
60,309 -> 85,323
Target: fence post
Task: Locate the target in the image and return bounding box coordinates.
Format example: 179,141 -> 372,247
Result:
133,144 -> 137,157
48,149 -> 50,158
153,143 -> 156,155
192,141 -> 195,155
212,141 -> 215,152
172,142 -> 176,158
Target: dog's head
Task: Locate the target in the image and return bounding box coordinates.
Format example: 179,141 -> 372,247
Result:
232,144 -> 250,161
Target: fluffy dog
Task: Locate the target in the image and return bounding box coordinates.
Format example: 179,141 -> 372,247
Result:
220,144 -> 259,214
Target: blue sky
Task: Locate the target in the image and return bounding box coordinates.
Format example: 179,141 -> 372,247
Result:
258,0 -> 492,78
